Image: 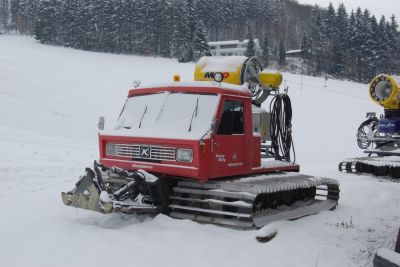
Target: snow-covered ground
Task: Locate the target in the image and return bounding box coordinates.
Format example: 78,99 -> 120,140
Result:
1,35 -> 399,267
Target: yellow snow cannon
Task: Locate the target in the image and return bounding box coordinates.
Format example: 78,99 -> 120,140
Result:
194,56 -> 282,106
369,74 -> 400,109
194,56 -> 282,89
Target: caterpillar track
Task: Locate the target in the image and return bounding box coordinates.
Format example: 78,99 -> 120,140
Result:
339,157 -> 400,180
170,173 -> 339,228
62,164 -> 339,228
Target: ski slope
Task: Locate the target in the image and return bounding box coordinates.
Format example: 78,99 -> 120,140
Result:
1,35 -> 399,267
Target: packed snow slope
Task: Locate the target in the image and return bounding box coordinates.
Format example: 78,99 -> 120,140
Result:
1,35 -> 399,267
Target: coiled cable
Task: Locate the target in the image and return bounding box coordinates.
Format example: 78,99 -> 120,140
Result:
269,93 -> 295,162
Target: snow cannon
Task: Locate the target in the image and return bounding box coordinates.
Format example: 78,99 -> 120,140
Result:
369,74 -> 400,110
369,74 -> 400,135
194,56 -> 282,106
339,73 -> 400,179
194,56 -> 282,89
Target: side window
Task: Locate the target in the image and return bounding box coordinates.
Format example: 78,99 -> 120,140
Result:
217,100 -> 244,135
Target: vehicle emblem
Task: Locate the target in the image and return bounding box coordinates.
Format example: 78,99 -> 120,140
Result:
139,146 -> 151,158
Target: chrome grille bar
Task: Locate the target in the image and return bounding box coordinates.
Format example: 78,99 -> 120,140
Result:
115,144 -> 176,161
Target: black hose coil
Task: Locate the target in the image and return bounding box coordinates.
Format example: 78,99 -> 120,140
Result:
269,93 -> 295,162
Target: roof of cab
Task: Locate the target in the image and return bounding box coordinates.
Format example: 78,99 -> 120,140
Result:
128,81 -> 251,98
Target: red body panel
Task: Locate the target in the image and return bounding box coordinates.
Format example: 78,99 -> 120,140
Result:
99,85 -> 299,183
128,86 -> 251,98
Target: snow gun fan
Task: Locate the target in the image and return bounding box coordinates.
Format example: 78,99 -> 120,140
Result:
339,74 -> 400,179
62,56 -> 339,229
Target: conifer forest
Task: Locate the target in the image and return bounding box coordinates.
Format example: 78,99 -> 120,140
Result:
1,0 -> 399,82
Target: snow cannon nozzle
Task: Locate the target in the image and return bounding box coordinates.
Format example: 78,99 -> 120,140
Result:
369,73 -> 400,109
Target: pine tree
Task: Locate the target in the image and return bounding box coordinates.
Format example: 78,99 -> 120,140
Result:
375,16 -> 390,73
300,31 -> 310,55
245,27 -> 256,57
323,3 -> 337,75
192,19 -> 210,60
11,0 -> 38,33
155,0 -> 175,57
34,0 -> 57,44
58,0 -> 76,47
348,8 -> 365,81
309,8 -> 326,74
272,45 -> 278,60
262,35 -> 270,67
278,40 -> 286,65
129,0 -> 148,55
360,9 -> 373,81
0,0 -> 10,32
330,3 -> 348,77
324,3 -> 336,42
170,1 -> 192,62
387,15 -> 400,73
10,0 -> 20,31
347,10 -> 357,77
368,15 -> 380,76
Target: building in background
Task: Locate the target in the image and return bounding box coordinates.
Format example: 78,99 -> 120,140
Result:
208,39 -> 261,56
286,49 -> 303,58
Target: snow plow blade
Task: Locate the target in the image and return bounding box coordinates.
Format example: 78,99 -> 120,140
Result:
339,157 -> 400,179
169,173 -> 340,228
61,164 -> 166,215
62,174 -> 113,214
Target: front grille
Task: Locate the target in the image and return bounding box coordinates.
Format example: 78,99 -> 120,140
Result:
115,144 -> 176,161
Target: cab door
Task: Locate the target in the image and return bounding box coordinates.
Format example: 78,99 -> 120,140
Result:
210,98 -> 247,177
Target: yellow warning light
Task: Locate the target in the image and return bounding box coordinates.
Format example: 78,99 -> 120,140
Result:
174,75 -> 181,82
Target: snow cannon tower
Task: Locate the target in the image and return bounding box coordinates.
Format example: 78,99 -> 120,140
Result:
339,74 -> 400,179
62,56 -> 339,229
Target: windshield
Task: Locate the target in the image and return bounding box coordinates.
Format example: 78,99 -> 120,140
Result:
112,92 -> 219,140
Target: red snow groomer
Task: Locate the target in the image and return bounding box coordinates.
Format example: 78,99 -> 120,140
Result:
62,56 -> 339,228
339,74 -> 400,180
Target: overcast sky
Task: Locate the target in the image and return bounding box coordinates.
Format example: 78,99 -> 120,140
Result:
296,0 -> 400,21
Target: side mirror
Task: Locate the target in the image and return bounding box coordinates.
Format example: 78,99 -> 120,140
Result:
98,116 -> 105,131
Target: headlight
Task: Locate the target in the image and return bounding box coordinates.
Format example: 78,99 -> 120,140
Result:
106,143 -> 118,156
176,148 -> 193,162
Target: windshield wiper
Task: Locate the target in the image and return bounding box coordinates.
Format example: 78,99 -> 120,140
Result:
138,105 -> 148,128
188,98 -> 199,132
